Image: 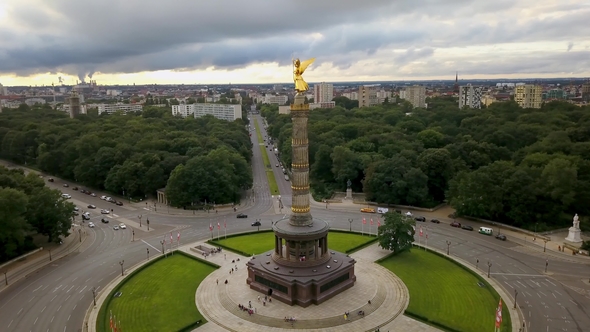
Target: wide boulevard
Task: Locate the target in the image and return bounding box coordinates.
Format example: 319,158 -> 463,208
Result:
1,115 -> 589,332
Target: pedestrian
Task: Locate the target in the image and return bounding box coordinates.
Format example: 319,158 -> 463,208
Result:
231,268 -> 234,273
249,300 -> 252,308
264,295 -> 267,301
257,295 -> 261,302
216,279 -> 218,285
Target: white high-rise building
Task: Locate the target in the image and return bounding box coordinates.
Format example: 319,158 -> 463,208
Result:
0,83 -> 7,95
172,103 -> 241,121
313,82 -> 334,103
458,85 -> 483,109
97,103 -> 143,115
263,94 -> 288,105
405,85 -> 426,108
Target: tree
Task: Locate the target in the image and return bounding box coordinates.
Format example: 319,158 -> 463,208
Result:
377,212 -> 415,255
0,187 -> 29,260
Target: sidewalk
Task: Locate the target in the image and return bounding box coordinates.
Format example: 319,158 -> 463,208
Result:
0,223 -> 88,294
127,194 -> 257,218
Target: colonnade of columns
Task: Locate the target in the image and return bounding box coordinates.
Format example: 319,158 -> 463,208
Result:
274,235 -> 328,261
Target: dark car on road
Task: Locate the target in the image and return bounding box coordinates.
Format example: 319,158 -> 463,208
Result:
116,201 -> 123,206
87,204 -> 96,209
430,219 -> 440,224
461,225 -> 474,231
251,221 -> 261,226
450,221 -> 461,228
48,178 -> 54,182
414,216 -> 426,222
495,234 -> 507,241
101,218 -> 110,223
237,213 -> 248,218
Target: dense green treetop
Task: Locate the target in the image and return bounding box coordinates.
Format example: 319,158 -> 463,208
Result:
262,100 -> 590,230
0,105 -> 252,206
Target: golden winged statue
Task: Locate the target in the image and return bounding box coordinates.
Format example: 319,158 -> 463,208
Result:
293,57 -> 315,94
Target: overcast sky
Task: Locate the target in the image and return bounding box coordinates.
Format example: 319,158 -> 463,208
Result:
1,0 -> 589,86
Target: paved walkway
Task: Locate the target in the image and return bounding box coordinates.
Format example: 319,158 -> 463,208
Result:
191,242 -> 438,332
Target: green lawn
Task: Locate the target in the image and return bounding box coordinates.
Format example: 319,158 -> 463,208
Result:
254,119 -> 280,195
212,231 -> 375,255
379,250 -> 512,332
97,254 -> 216,332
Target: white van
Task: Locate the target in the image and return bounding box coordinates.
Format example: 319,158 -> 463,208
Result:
479,227 -> 493,235
284,175 -> 290,181
377,207 -> 389,214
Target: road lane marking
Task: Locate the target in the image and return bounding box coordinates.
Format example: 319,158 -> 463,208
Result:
504,282 -> 514,288
53,285 -> 63,292
73,304 -> 76,310
29,296 -> 34,302
34,317 -> 38,325
539,291 -> 546,297
553,293 -> 557,298
18,308 -> 23,314
41,306 -> 46,312
51,316 -> 54,323
72,277 -> 78,282
57,305 -> 62,311
545,279 -> 556,286
570,300 -> 577,305
98,278 -> 103,283
85,278 -> 91,283
33,285 -> 43,292
68,314 -> 71,321
7,320 -> 12,328
490,273 -> 544,277
79,285 -> 87,293
65,295 -> 71,301
51,295 -> 57,302
555,290 -> 562,295
142,239 -> 161,252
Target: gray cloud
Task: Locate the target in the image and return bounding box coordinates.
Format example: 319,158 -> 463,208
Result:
0,0 -> 589,80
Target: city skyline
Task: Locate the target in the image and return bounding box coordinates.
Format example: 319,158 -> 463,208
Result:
0,0 -> 589,86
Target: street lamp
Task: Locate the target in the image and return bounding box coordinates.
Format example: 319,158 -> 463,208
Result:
138,214 -> 143,228
132,230 -> 135,242
147,248 -> 150,260
476,258 -> 479,270
446,240 -> 451,255
119,260 -> 124,276
78,228 -> 82,242
487,261 -> 492,278
256,218 -> 261,231
161,240 -> 165,257
348,218 -> 353,232
92,287 -> 97,306
147,218 -> 150,231
545,260 -> 548,273
543,240 -> 547,252
49,249 -> 52,261
514,289 -> 518,309
3,271 -> 7,286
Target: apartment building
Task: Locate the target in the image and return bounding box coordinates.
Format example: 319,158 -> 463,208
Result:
582,83 -> 590,102
172,103 -> 241,121
97,103 -> 142,115
515,84 -> 542,109
358,86 -> 378,107
405,85 -> 426,108
313,82 -> 334,103
342,91 -> 358,100
309,101 -> 336,110
263,94 -> 288,105
458,85 -> 483,109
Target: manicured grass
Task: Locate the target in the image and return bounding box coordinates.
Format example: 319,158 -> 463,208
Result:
379,250 -> 512,332
254,120 -> 280,195
97,254 -> 216,332
212,231 -> 375,255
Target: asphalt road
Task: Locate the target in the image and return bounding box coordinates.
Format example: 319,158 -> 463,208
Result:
1,117 -> 589,332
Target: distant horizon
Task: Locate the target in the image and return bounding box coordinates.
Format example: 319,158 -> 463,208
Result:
3,76 -> 590,89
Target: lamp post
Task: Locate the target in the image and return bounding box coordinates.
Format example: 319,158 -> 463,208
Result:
3,271 -> 7,285
256,218 -> 261,232
147,218 -> 150,231
119,260 -> 124,276
132,230 -> 135,242
138,214 -> 142,228
92,287 -> 97,306
348,218 -> 353,232
147,248 -> 150,260
476,258 -> 479,270
79,228 -> 82,242
487,261 -> 492,278
514,289 -> 518,309
161,240 -> 166,257
446,240 -> 451,255
49,249 -> 52,261
545,260 -> 548,273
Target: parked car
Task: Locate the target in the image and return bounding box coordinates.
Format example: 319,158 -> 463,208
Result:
495,234 -> 507,241
100,209 -> 110,214
48,178 -> 54,182
101,218 -> 109,223
360,208 -> 376,213
63,184 -> 69,187
113,225 -> 119,230
116,201 -> 123,206
448,212 -> 457,219
119,223 -> 127,229
87,204 -> 96,209
430,219 -> 440,224
82,214 -> 90,221
461,225 -> 474,231
251,221 -> 261,226
61,194 -> 72,199
100,196 -> 107,200
237,213 -> 248,218
405,212 -> 413,217
72,186 -> 78,191
80,189 -> 87,194
72,211 -> 79,216
414,216 -> 426,222
90,193 -> 96,197
450,221 -> 462,228
88,222 -> 95,228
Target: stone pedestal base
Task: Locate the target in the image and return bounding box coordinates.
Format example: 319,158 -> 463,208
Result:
346,188 -> 352,199
565,227 -> 583,243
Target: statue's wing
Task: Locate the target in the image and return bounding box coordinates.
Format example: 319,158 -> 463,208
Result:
298,58 -> 316,74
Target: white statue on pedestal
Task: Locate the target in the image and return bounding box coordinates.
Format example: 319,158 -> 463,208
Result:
565,213 -> 583,243
573,214 -> 580,229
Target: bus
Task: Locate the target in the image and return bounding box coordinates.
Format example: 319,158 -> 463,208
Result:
284,175 -> 290,181
479,227 -> 493,235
